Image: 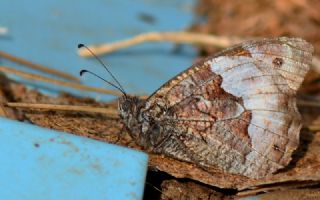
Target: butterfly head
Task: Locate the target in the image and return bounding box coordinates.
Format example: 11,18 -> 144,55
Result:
118,95 -> 142,127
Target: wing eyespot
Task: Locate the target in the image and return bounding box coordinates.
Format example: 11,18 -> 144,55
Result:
272,57 -> 284,68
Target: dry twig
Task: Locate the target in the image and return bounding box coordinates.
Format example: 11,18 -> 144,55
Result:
5,102 -> 118,117
0,50 -> 79,83
78,31 -> 244,57
0,27 -> 8,35
0,65 -> 122,96
297,99 -> 320,107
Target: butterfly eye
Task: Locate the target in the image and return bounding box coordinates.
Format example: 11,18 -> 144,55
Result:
122,100 -> 131,112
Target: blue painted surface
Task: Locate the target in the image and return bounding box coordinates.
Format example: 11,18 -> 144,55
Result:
0,1 -> 196,199
0,0 -> 196,101
0,117 -> 148,200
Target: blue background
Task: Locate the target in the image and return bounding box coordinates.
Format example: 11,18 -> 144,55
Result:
0,0 -> 196,101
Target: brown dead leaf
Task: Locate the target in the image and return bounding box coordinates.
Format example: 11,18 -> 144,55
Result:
161,180 -> 227,200
246,188 -> 320,200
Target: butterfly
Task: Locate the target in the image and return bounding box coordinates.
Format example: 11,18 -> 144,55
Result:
82,37 -> 314,179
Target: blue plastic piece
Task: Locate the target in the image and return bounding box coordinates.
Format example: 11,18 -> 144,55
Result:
0,117 -> 148,200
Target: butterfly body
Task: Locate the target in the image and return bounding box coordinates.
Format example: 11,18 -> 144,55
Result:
119,37 -> 313,178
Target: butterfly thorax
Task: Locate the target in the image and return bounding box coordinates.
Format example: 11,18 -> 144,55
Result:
119,96 -> 169,151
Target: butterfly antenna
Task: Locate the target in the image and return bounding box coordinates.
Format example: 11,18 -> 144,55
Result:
78,43 -> 126,94
80,69 -> 126,96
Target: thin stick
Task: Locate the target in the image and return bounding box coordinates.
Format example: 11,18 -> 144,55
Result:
5,102 -> 119,117
0,65 -> 122,96
78,31 -> 244,57
297,100 -> 320,107
0,50 -> 80,83
308,125 -> 320,132
0,27 -> 8,35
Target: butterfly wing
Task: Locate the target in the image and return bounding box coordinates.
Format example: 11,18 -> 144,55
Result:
142,37 -> 313,178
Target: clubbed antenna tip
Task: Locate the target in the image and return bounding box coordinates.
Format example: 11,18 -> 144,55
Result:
79,69 -> 87,76
78,43 -> 84,48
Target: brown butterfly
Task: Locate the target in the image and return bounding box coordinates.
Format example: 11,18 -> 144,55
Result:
82,37 -> 314,178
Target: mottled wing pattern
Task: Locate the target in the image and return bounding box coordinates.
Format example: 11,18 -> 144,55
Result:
144,37 -> 313,178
